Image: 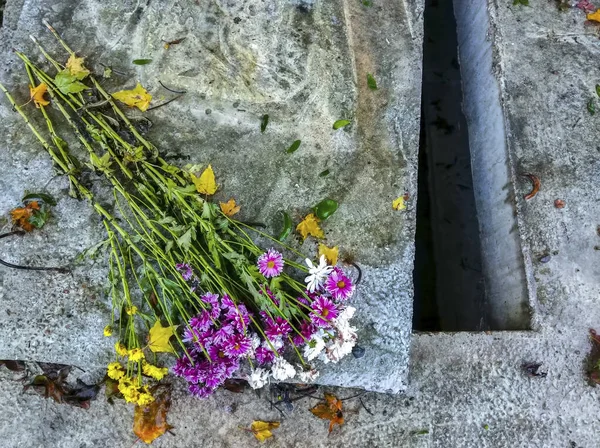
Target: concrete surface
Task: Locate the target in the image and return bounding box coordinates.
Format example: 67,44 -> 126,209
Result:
3,0 -> 600,447
0,0 -> 423,393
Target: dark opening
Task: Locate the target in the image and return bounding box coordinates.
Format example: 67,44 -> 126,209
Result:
0,0 -> 5,28
412,0 -> 487,331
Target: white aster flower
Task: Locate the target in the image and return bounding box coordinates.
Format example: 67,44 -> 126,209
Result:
271,357 -> 296,381
297,368 -> 320,383
250,333 -> 261,349
303,334 -> 326,361
304,255 -> 333,293
248,368 -> 270,390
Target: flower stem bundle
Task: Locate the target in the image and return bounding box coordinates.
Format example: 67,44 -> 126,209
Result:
0,24 -> 359,403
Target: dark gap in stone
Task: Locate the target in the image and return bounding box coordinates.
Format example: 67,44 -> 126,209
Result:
413,0 -> 488,331
0,0 -> 5,28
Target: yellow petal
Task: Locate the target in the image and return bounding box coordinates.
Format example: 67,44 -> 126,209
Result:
587,9 -> 600,22
112,83 -> 152,112
29,83 -> 50,108
191,165 -> 218,195
66,54 -> 90,80
296,213 -> 324,240
318,243 -> 339,265
251,421 -> 280,442
219,198 -> 241,217
392,195 -> 407,211
148,320 -> 178,353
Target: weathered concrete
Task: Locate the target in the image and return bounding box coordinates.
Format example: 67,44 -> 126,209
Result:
0,0 -> 423,393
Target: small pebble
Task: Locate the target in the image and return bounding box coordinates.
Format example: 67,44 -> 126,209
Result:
554,199 -> 565,209
352,345 -> 365,358
205,108 -> 212,115
232,101 -> 240,108
539,255 -> 551,263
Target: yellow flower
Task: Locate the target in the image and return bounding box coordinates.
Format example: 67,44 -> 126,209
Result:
142,362 -> 169,381
107,362 -> 124,380
115,342 -> 128,357
126,305 -> 138,316
118,377 -> 140,403
136,390 -> 155,406
128,348 -> 145,362
103,325 -> 113,337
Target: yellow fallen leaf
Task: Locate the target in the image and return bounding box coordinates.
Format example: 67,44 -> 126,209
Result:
318,243 -> 339,265
191,165 -> 218,195
296,213 -> 324,240
29,83 -> 50,108
250,421 -> 280,442
587,9 -> 600,22
148,321 -> 177,354
219,198 -> 241,217
392,195 -> 407,211
66,54 -> 90,80
112,83 -> 152,112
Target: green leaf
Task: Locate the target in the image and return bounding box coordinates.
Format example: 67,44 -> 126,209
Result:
367,73 -> 378,90
132,59 -> 153,65
103,66 -> 113,78
314,198 -> 338,220
28,205 -> 50,229
261,114 -> 269,133
177,228 -> 195,251
333,119 -> 351,130
588,98 -> 596,115
414,429 -> 429,436
277,211 -> 292,242
362,0 -> 373,5
22,192 -> 57,206
513,0 -> 528,5
161,278 -> 182,291
165,240 -> 174,254
319,169 -> 330,177
286,140 -> 301,154
54,69 -> 88,94
596,84 -> 600,98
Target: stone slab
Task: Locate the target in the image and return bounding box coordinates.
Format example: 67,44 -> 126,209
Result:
0,0 -> 424,393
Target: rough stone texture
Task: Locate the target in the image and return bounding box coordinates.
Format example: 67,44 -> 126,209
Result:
0,0 -> 423,393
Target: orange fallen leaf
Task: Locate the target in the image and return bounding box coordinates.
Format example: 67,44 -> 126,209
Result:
310,393 -> 344,433
318,243 -> 339,265
133,387 -> 173,444
587,9 -> 600,22
29,83 -> 50,108
249,421 -> 280,442
10,201 -> 40,232
296,213 -> 324,240
219,198 -> 241,217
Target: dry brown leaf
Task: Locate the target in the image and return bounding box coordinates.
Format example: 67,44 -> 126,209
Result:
219,198 -> 241,217
310,393 -> 344,433
133,387 -> 173,444
10,201 -> 40,232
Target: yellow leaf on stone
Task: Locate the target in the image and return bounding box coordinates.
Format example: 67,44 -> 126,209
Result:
250,421 -> 280,442
29,83 -> 50,108
191,165 -> 218,195
318,243 -> 339,265
392,195 -> 407,211
296,213 -> 324,240
65,54 -> 90,80
112,83 -> 152,112
587,9 -> 600,22
219,198 -> 241,217
148,321 -> 177,354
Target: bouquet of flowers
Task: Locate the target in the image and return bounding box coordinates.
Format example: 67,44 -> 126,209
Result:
0,22 -> 359,407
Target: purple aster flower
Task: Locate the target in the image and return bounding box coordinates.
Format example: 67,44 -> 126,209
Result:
173,356 -> 193,377
213,324 -> 235,344
325,270 -> 355,301
204,362 -> 227,389
223,357 -> 241,377
260,311 -> 274,327
292,321 -> 317,346
257,249 -> 284,278
207,345 -> 229,362
201,293 -> 221,319
223,334 -> 252,358
226,303 -> 250,331
221,294 -> 235,310
255,346 -> 275,365
259,287 -> 279,306
176,263 -> 194,281
189,383 -> 215,398
310,296 -> 338,327
190,311 -> 213,332
265,316 -> 292,341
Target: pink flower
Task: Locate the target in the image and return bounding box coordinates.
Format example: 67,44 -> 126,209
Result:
293,321 -> 317,345
176,263 -> 194,281
577,0 -> 595,12
255,346 -> 275,365
325,270 -> 355,301
265,316 -> 292,341
257,249 -> 284,278
310,297 -> 338,327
